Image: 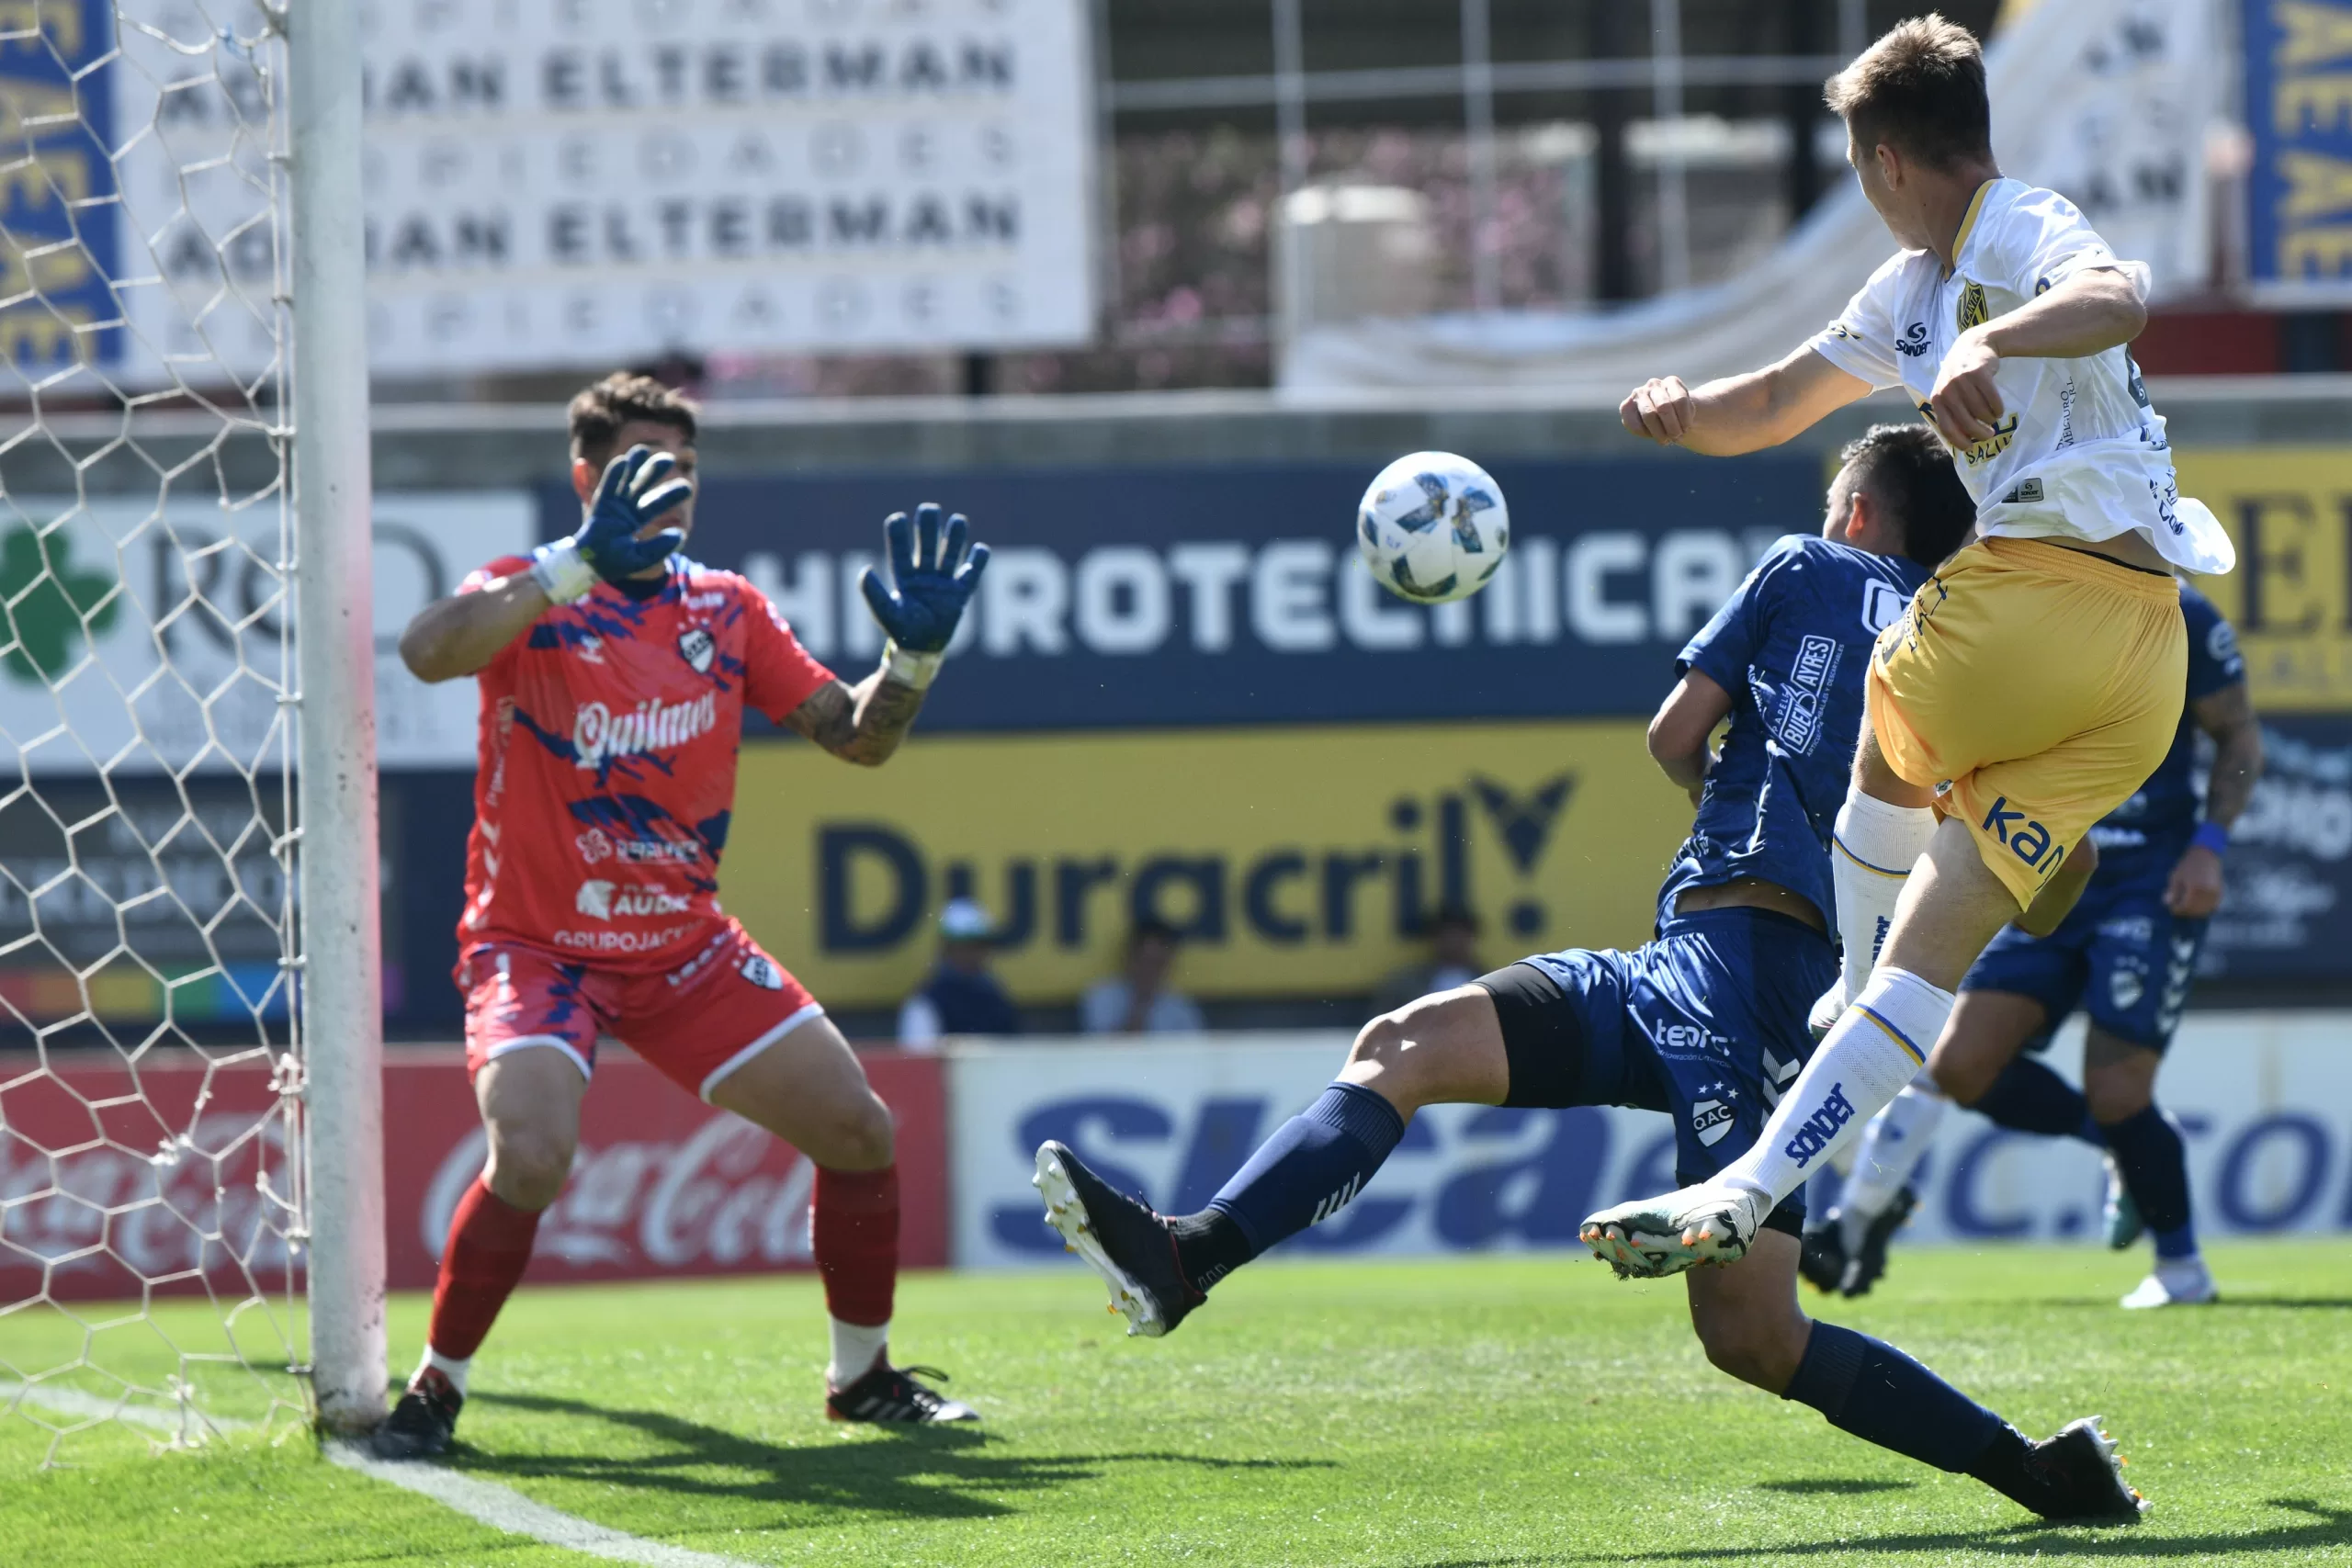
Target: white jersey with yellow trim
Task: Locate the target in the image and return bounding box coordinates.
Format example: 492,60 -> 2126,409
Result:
1808,177 -> 2233,578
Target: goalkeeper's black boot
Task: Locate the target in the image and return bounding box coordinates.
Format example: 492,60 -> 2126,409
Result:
826,1363 -> 978,1424
372,1367 -> 461,1460
1970,1417 -> 2147,1523
1034,1140 -> 1204,1337
1838,1182 -> 1918,1298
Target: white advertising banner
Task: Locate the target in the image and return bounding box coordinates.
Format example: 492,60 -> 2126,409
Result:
948,1015 -> 2352,1269
16,0 -> 1095,384
355,0 -> 1097,372
0,491 -> 533,773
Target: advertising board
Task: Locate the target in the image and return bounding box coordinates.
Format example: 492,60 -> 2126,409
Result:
727,721 -> 1690,1010
0,1045 -> 948,1302
947,1019 -> 2352,1269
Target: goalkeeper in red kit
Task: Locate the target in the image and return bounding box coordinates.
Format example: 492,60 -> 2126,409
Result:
377,375 -> 989,1458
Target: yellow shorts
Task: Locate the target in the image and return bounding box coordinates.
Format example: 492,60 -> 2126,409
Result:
1867,535 -> 2187,909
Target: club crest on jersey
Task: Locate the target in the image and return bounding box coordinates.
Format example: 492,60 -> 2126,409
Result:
741,953 -> 784,990
678,627 -> 715,674
1957,279 -> 1988,332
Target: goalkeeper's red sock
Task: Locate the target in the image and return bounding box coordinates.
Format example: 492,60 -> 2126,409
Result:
424,1177 -> 542,1371
813,1164 -> 899,1386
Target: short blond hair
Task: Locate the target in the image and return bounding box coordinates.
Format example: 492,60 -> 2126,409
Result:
1825,15 -> 1991,173
567,372 -> 699,468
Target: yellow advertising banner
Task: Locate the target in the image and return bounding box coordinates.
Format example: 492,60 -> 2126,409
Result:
724,721 -> 1691,1010
2173,447 -> 2352,712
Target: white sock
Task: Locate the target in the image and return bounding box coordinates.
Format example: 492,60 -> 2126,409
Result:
1718,966 -> 1955,1209
414,1345 -> 470,1398
827,1318 -> 889,1389
1838,1071 -> 1948,1252
1830,791 -> 1937,1000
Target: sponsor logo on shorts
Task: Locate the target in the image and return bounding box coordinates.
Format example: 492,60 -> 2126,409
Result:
678,627 -> 716,673
1980,795 -> 2064,874
573,693 -> 719,768
741,953 -> 784,990
1691,1097 -> 1736,1147
1781,1081 -> 1857,1170
552,923 -> 698,953
575,878 -> 695,919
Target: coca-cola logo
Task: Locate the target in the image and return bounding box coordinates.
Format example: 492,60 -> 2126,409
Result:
0,1111 -> 300,1292
420,1111 -> 816,1273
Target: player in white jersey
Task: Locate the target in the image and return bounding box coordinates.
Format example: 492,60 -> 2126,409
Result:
1580,16 -> 2233,1303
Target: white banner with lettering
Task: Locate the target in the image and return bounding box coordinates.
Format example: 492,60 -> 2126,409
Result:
98,0 -> 1096,379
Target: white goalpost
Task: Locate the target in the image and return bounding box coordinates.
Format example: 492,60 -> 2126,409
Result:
0,0 -> 381,1457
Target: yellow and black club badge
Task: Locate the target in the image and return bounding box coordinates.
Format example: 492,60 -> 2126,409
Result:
1957,279 -> 1989,332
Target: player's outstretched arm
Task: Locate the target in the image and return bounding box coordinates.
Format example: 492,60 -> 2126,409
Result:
1647,671 -> 1734,807
786,502 -> 989,767
1621,346 -> 1871,456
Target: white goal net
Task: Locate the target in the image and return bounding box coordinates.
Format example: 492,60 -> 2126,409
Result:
0,0 -> 375,1462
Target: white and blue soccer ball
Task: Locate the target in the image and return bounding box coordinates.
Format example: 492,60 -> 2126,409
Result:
1355,451 -> 1510,604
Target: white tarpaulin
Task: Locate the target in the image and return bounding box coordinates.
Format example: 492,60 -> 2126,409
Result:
1282,0 -> 2217,398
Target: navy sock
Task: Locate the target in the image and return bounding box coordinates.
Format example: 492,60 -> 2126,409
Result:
1195,1082 -> 1406,1275
1971,1057 -> 2102,1146
2102,1104 -> 2196,1258
1782,1322 -> 2005,1472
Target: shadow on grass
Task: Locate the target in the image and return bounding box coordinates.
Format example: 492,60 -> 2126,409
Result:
455,1390 -> 1332,1526
1564,1496 -> 2352,1561
1752,1478 -> 1917,1496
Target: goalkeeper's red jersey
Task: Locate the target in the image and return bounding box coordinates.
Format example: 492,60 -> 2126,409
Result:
456,555 -> 836,974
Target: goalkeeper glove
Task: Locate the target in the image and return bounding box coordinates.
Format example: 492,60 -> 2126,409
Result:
531,445 -> 693,604
858,502 -> 989,687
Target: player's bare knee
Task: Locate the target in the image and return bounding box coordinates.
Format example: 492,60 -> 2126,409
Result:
484,1123 -> 575,1211
808,1089 -> 895,1171
2082,1069 -> 2153,1125
1691,1308 -> 1782,1390
1341,1011 -> 1433,1113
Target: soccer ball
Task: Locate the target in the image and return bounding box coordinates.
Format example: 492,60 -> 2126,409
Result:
1355,451 -> 1510,604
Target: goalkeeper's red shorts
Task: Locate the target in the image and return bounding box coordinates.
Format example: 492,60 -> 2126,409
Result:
458,919 -> 823,1101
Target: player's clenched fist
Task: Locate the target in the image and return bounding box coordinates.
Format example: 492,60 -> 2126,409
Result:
1622,376 -> 1696,445
1928,333 -> 2006,449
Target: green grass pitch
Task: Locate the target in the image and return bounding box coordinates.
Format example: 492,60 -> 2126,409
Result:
5,1240 -> 2349,1566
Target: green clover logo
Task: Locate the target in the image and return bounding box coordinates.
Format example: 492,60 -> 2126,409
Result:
0,523 -> 120,683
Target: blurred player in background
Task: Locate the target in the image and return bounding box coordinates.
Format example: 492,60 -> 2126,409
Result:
1585,17 -> 2234,1287
377,374 -> 989,1458
1808,583 -> 2259,1306
1035,427 -> 2146,1521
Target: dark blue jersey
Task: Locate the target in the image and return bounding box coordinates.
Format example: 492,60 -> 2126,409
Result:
1657,535 -> 1929,930
2093,582 -> 2245,855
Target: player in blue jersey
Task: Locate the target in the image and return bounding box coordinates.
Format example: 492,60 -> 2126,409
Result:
1031,425 -> 2143,1522
1806,584 -> 2259,1307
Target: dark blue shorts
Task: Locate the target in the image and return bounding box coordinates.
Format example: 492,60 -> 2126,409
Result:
1477,905 -> 1838,1233
1962,845 -> 2208,1054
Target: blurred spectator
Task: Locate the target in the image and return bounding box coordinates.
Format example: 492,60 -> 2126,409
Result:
896,898 -> 1021,1049
1370,905 -> 1484,1019
1080,918 -> 1204,1035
